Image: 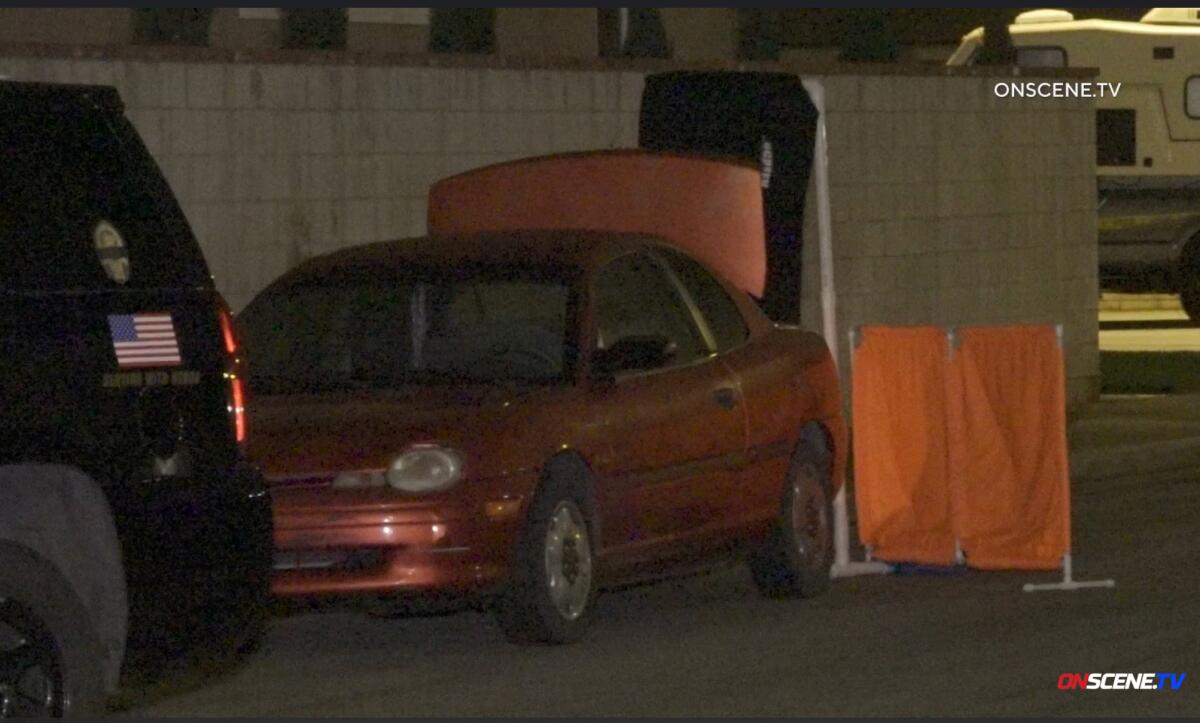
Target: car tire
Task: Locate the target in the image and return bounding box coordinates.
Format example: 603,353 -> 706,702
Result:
494,476 -> 596,645
748,434 -> 834,599
1181,272 -> 1200,323
0,543 -> 106,717
1180,239 -> 1200,323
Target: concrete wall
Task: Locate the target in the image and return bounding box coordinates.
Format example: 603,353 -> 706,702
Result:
796,73 -> 1099,409
0,8 -> 132,46
0,9 -> 738,62
660,8 -> 739,62
209,10 -> 280,51
0,51 -> 643,312
496,9 -> 598,60
347,20 -> 429,55
0,48 -> 1099,405
780,45 -> 959,67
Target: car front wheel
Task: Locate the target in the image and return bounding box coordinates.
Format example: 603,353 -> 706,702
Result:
495,483 -> 595,645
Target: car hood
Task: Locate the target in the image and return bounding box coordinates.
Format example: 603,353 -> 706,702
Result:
247,384 -> 558,482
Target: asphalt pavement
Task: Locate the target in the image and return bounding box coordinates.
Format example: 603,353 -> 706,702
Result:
118,392 -> 1200,718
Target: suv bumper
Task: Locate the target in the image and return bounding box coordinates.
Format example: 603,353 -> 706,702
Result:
115,457 -> 273,672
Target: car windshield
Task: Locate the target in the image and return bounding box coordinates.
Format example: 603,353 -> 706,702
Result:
239,267 -> 575,393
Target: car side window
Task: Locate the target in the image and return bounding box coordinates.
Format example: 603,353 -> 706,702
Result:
656,248 -> 750,352
592,252 -> 710,369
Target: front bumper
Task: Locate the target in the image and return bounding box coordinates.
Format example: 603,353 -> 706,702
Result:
270,487 -> 525,598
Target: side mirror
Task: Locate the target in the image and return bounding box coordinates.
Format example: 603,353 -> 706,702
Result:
592,334 -> 677,381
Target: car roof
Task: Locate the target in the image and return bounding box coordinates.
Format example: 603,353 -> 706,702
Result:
288,230 -> 681,280
0,80 -> 122,112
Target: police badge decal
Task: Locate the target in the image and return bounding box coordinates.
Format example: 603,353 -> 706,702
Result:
94,219 -> 130,284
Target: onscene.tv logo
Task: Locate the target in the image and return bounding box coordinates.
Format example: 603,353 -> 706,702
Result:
1058,673 -> 1186,691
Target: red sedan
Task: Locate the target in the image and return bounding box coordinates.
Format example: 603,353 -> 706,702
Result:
239,230 -> 846,643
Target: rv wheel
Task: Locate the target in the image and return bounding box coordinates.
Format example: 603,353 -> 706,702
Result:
1182,280 -> 1200,323
1182,242 -> 1200,323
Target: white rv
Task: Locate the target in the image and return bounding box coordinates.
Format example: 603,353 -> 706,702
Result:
950,8 -> 1200,319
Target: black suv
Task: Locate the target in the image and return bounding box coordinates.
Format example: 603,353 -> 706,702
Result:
0,81 -> 272,715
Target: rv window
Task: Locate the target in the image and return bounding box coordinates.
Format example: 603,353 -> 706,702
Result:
1187,77 -> 1200,118
1015,47 -> 1066,68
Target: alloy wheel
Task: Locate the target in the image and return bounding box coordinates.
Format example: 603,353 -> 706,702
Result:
791,463 -> 830,567
543,501 -> 593,621
0,600 -> 65,718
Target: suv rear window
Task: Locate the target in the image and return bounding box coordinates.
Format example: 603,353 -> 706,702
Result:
0,85 -> 209,291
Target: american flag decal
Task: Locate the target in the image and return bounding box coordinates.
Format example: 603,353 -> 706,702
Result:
108,313 -> 182,368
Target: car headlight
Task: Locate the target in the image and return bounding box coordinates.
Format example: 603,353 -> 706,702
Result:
386,445 -> 464,494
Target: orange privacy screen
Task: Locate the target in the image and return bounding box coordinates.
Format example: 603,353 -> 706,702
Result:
427,150 -> 768,297
947,326 -> 1070,570
852,324 -> 1070,570
851,326 -> 956,565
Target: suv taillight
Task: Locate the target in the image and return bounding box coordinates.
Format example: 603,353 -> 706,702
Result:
218,305 -> 238,355
229,371 -> 246,443
218,304 -> 246,444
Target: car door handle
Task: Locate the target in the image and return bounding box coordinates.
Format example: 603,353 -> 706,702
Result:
713,387 -> 738,409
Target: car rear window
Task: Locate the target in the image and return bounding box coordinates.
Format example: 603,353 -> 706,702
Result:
656,248 -> 750,352
0,86 -> 209,291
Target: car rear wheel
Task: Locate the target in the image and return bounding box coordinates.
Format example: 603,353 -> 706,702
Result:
494,481 -> 595,645
749,438 -> 834,599
1181,272 -> 1200,323
0,544 -> 105,718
